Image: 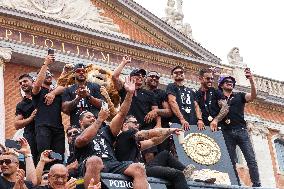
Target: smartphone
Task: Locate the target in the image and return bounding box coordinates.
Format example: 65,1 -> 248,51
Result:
245,68 -> 250,78
48,48 -> 54,55
5,139 -> 21,150
49,152 -> 62,161
102,101 -> 108,110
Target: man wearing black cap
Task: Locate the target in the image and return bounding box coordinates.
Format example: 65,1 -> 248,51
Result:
62,63 -> 104,126
195,68 -> 229,131
112,56 -> 160,130
32,54 -> 65,164
218,68 -> 261,187
166,66 -> 203,130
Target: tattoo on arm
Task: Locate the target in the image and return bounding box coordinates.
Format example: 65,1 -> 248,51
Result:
215,100 -> 229,122
156,109 -> 172,117
135,130 -> 150,141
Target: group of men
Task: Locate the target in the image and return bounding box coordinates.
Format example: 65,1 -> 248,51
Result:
0,53 -> 262,188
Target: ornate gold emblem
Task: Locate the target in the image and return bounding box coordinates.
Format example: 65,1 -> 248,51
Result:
183,133 -> 221,165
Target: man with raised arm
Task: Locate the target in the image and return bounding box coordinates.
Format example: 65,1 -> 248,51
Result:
32,55 -> 64,164
75,77 -> 150,189
218,68 -> 261,187
112,56 -> 160,130
0,138 -> 37,189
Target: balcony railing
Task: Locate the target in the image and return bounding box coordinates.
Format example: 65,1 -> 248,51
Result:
254,75 -> 284,98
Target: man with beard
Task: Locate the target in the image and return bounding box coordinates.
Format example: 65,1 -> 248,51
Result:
166,66 -> 203,130
62,63 -> 103,126
112,56 -> 160,130
195,68 -> 229,131
144,71 -> 175,154
65,126 -> 80,178
75,77 -> 150,189
218,68 -> 261,187
14,74 -> 38,163
0,138 -> 37,189
32,55 -> 65,164
115,115 -> 201,189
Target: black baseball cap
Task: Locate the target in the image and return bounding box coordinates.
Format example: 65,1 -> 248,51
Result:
130,69 -> 146,77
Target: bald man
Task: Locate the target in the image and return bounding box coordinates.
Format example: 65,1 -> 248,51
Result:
33,164 -> 76,189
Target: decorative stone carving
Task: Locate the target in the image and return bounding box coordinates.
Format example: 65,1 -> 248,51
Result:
163,0 -> 193,38
0,47 -> 12,68
247,121 -> 269,139
0,0 -> 125,36
227,47 -> 246,66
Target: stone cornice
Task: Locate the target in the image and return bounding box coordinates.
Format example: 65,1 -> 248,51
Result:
0,6 -> 222,68
0,37 -> 200,88
117,0 -> 221,63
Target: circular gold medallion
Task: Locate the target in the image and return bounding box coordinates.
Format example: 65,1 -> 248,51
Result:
183,133 -> 221,165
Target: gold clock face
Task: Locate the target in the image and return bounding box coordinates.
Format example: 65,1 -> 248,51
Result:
183,133 -> 221,165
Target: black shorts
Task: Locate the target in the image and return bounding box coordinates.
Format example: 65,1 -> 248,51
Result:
78,157 -> 132,177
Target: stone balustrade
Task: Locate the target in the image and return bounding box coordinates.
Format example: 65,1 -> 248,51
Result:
254,75 -> 284,98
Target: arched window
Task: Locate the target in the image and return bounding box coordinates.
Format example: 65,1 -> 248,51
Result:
274,139 -> 284,172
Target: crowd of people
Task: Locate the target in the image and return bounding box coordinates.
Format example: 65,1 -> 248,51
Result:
0,53 -> 262,189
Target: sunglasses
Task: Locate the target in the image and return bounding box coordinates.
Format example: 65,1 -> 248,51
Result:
126,120 -> 138,125
148,75 -> 160,80
0,159 -> 17,165
205,77 -> 214,81
173,71 -> 184,75
224,80 -> 233,84
45,72 -> 53,77
75,69 -> 86,74
67,130 -> 79,137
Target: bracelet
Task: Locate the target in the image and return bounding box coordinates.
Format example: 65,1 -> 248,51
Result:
25,154 -> 33,158
198,118 -> 203,121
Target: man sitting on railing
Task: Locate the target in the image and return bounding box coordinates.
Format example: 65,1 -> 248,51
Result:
115,115 -> 206,189
74,77 -> 150,189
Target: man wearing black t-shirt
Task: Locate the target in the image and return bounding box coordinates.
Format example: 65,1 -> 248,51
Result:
112,56 -> 160,130
32,55 -> 65,163
75,77 -> 149,189
115,115 -> 198,189
195,68 -> 229,131
14,73 -> 38,163
62,63 -> 103,126
166,66 -> 203,130
218,68 -> 261,187
144,71 -> 175,153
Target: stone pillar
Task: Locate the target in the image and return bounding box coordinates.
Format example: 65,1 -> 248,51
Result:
247,121 -> 276,188
0,47 -> 12,145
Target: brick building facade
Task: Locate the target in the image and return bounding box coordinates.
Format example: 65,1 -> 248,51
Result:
0,0 -> 283,188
